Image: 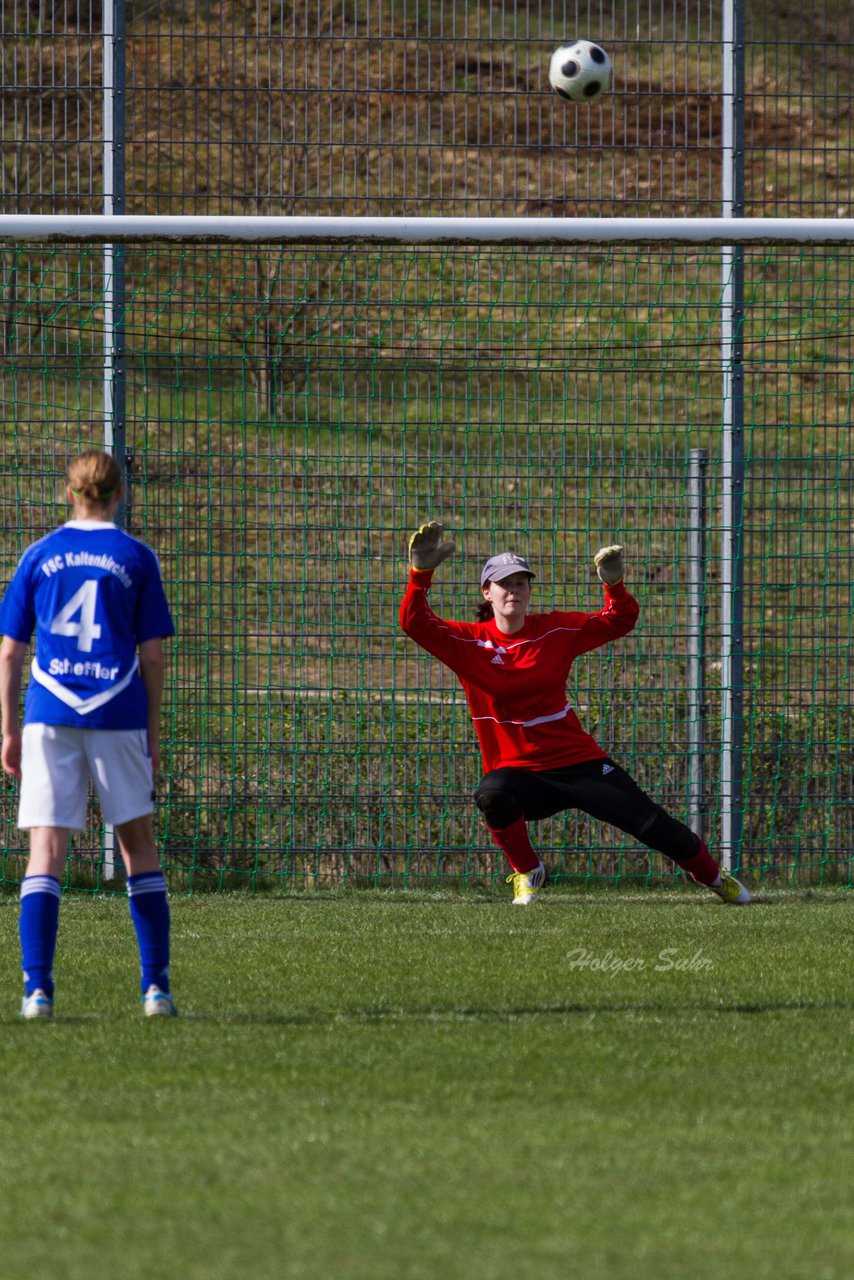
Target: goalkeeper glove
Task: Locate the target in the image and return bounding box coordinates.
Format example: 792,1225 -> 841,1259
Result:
409,521 -> 455,572
594,544 -> 624,585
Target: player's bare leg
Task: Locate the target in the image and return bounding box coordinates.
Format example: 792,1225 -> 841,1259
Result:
115,812 -> 160,876
25,825 -> 71,878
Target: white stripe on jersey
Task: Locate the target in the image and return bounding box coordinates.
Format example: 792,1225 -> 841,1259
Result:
471,703 -> 571,729
435,622 -> 585,653
30,655 -> 140,716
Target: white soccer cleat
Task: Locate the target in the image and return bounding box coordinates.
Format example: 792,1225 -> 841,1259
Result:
711,871 -> 752,905
507,864 -> 547,905
143,985 -> 179,1017
21,988 -> 53,1020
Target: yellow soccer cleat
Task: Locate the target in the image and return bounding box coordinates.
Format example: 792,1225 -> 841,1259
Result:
507,865 -> 546,905
711,871 -> 752,905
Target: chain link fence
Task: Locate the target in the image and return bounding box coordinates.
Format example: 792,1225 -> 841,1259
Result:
1,3 -> 852,890
2,1 -> 852,216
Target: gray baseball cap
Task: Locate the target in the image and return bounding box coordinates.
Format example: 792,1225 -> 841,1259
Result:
480,552 -> 535,587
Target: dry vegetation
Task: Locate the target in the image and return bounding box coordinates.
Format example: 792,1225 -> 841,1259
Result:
2,0 -> 852,216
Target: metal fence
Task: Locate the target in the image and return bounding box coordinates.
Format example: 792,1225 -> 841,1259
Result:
2,1 -> 852,217
0,3 -> 852,890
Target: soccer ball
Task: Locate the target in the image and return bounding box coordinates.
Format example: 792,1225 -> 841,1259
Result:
548,41 -> 612,104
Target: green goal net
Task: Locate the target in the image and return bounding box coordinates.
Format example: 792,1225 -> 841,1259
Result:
0,237 -> 851,891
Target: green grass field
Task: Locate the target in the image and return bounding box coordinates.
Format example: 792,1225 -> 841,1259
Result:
1,890 -> 851,1280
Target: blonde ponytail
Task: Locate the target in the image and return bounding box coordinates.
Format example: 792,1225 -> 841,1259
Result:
67,450 -> 121,506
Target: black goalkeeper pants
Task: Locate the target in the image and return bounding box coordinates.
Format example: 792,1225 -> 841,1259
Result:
473,758 -> 700,863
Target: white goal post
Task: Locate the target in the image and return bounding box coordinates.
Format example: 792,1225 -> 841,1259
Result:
1,214 -> 854,244
2,213 -> 851,878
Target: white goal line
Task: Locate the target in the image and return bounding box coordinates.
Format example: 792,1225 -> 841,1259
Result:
1,215 -> 854,245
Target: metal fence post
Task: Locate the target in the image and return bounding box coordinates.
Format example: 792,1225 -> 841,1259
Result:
720,0 -> 746,872
102,0 -> 127,881
687,448 -> 708,838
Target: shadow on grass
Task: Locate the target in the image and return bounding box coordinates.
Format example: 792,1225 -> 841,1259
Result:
165,890 -> 848,909
172,997 -> 853,1025
4,995 -> 851,1028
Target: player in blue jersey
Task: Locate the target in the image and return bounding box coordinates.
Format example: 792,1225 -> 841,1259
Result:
0,449 -> 178,1018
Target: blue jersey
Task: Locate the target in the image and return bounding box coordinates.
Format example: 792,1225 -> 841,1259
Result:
0,520 -> 175,730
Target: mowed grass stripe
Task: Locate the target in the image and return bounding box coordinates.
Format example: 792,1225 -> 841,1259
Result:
0,894 -> 851,1280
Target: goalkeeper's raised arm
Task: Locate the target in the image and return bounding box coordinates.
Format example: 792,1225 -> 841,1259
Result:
400,530 -> 751,909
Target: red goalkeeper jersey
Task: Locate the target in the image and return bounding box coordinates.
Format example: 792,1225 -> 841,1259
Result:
400,569 -> 640,774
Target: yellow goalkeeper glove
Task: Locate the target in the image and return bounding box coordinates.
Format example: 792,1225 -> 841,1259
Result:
409,521 -> 455,572
594,544 -> 624,585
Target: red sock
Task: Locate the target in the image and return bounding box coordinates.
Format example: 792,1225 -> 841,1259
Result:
487,816 -> 541,875
680,838 -> 720,887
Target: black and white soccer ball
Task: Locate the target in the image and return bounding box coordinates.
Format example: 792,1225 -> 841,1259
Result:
548,41 -> 612,104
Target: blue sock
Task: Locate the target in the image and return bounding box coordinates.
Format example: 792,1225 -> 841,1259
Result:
127,872 -> 171,995
20,875 -> 62,999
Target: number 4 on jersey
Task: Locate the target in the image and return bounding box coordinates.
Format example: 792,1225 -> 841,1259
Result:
50,579 -> 102,653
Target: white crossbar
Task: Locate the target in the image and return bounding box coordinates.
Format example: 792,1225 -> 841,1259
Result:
1,215 -> 854,244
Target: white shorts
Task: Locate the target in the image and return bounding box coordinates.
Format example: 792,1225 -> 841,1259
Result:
18,723 -> 155,831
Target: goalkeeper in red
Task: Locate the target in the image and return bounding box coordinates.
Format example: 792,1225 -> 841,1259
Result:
400,522 -> 751,906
